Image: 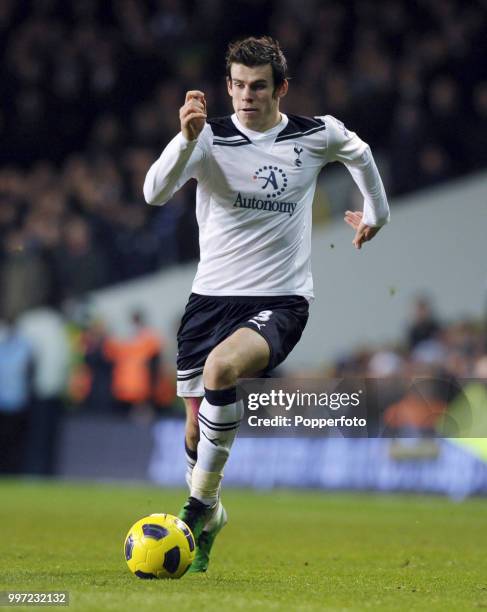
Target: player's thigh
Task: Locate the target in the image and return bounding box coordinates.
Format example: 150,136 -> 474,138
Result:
204,327 -> 270,385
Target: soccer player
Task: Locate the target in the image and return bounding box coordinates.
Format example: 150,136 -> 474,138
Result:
143,36 -> 390,571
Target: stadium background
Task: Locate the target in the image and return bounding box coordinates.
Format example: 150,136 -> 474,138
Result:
0,0 -> 487,612
1,2 -> 487,606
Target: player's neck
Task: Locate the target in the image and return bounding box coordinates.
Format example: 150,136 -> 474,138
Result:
260,111 -> 283,132
237,111 -> 283,134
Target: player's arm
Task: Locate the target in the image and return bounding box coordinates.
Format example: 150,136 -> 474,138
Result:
143,91 -> 207,206
324,115 -> 390,249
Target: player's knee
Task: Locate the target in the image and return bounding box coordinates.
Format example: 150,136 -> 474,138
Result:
203,353 -> 238,389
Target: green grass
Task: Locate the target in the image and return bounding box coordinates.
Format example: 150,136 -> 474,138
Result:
1,480 -> 486,611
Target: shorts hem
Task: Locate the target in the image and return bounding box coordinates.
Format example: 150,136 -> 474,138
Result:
177,391 -> 205,398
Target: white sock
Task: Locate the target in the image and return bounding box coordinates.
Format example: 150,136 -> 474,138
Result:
190,387 -> 243,506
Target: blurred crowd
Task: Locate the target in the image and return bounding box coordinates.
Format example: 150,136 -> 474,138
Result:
324,296 -> 487,440
1,0 -> 487,312
0,307 -> 176,475
330,296 -> 486,380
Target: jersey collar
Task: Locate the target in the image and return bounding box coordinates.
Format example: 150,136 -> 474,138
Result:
231,113 -> 289,142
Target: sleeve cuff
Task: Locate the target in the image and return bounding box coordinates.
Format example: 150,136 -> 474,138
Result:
363,211 -> 390,227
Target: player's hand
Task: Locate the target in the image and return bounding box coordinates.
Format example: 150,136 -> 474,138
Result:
344,210 -> 381,250
180,90 -> 207,141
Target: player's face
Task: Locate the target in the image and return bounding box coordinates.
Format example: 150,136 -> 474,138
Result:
227,63 -> 288,132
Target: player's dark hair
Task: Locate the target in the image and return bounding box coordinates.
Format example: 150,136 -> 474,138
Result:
225,36 -> 288,90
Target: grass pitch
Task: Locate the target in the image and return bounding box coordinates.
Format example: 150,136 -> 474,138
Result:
1,480 -> 486,611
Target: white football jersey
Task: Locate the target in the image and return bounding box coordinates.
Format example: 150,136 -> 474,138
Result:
144,113 -> 389,300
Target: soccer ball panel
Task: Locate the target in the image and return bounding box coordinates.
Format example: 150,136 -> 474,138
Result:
142,523 -> 169,540
134,570 -> 156,579
124,534 -> 134,561
162,546 -> 181,574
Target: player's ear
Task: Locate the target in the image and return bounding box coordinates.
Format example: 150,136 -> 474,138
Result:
226,77 -> 233,97
274,79 -> 288,100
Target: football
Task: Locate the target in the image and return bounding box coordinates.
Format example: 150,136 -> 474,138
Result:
124,513 -> 195,579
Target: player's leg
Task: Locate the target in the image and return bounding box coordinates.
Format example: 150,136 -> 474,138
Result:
182,298 -> 308,570
183,397 -> 201,489
186,296 -> 309,524
182,396 -> 229,574
181,327 -> 269,534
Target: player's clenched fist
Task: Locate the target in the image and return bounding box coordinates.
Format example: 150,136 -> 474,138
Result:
180,90 -> 207,141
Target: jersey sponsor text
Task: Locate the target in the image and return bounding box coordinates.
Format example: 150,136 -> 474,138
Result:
233,192 -> 297,216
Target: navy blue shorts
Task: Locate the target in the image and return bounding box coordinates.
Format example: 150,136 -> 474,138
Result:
176,293 -> 309,397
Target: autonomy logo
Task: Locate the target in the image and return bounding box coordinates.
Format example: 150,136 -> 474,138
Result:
233,165 -> 297,216
253,166 -> 288,199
